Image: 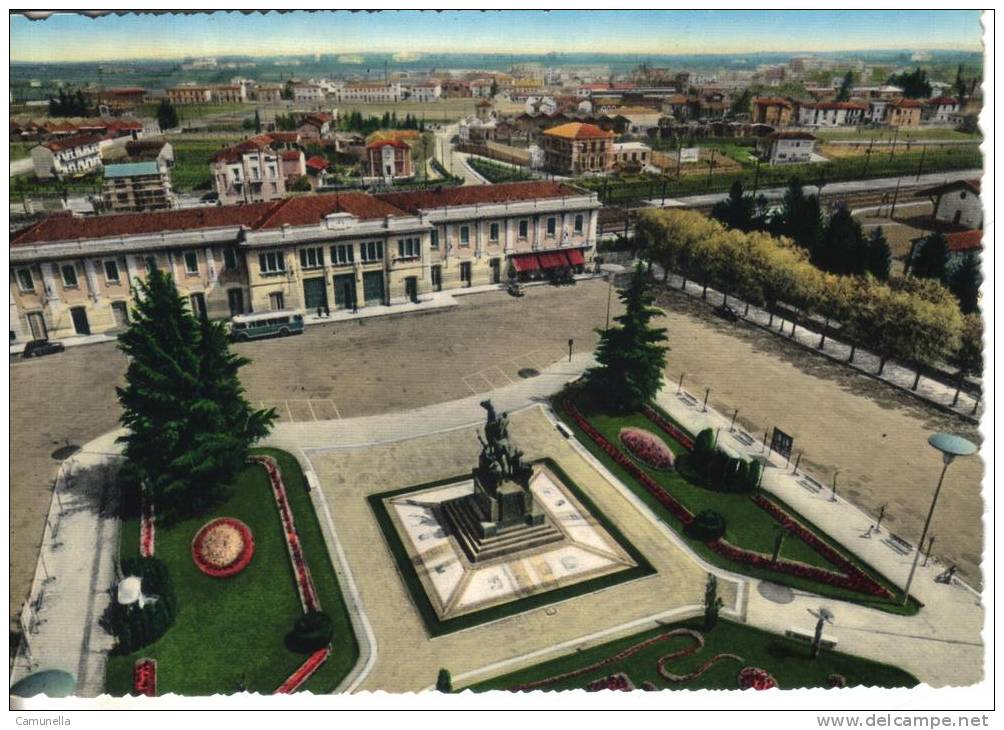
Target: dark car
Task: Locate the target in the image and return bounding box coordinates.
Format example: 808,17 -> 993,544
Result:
22,339 -> 65,359
714,303 -> 740,323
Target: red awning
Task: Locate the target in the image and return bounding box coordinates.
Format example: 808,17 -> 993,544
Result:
538,252 -> 566,269
510,253 -> 540,272
566,249 -> 586,266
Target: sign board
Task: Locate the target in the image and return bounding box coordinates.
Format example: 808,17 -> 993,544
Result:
679,147 -> 700,163
770,427 -> 794,460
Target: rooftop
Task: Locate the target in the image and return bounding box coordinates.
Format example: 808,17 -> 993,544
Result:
39,134 -> 103,152
103,161 -> 161,178
541,122 -> 614,140
945,230 -> 983,253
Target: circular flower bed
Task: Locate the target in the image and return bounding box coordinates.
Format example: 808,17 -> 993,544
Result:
619,427 -> 675,470
737,666 -> 778,691
192,517 -> 255,578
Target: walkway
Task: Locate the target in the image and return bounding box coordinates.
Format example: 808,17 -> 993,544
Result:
9,430 -> 124,697
648,263 -> 981,420
654,386 -> 984,687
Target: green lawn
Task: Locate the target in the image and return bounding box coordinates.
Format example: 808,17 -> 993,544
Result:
105,448 -> 358,696
814,127 -> 982,143
467,156 -> 533,184
558,390 -> 918,615
10,142 -> 32,160
468,618 -> 918,691
135,102 -> 248,123
169,137 -> 243,192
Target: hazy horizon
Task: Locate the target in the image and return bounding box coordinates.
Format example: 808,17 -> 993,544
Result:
10,10 -> 984,64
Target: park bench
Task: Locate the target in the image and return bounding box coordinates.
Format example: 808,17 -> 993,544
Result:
884,533 -> 914,556
678,392 -> 699,407
555,423 -> 572,439
732,430 -> 755,447
798,476 -> 823,494
785,627 -> 838,650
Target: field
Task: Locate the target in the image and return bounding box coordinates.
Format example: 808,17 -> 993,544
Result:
168,135 -> 243,191
469,618 -> 919,691
134,101 -> 249,124
812,127 -> 982,143
333,98 -> 476,123
104,448 -> 359,696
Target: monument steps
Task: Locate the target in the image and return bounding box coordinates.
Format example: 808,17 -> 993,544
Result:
441,498 -> 564,564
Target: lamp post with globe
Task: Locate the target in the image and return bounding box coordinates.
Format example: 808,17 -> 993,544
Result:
901,433 -> 978,606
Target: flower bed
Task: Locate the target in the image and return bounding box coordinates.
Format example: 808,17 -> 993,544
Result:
250,455 -> 321,613
655,628 -> 744,683
586,673 -> 635,692
275,647 -> 331,694
133,658 -> 157,697
619,427 -> 676,471
140,492 -> 155,558
191,518 -> 255,578
564,398 -> 893,599
737,666 -> 778,691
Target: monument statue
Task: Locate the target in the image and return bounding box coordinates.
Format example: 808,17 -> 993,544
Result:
439,399 -> 560,562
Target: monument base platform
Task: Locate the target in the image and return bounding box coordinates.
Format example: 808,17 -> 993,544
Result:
440,493 -> 564,563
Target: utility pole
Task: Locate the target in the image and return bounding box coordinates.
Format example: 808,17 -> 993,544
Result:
916,144 -> 927,181
889,176 -> 902,220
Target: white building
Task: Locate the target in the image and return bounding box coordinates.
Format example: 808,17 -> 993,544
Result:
915,179 -> 982,229
796,101 -> 866,127
470,79 -> 494,98
293,84 -> 325,103
210,136 -> 286,205
332,83 -> 403,103
924,96 -> 962,124
757,131 -> 817,165
29,134 -> 103,179
402,81 -> 442,103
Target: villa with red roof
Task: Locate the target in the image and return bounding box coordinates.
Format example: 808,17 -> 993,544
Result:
541,122 -> 615,175
10,181 -> 600,340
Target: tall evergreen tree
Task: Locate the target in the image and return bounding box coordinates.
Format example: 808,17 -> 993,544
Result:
865,226 -> 892,281
947,252 -> 982,314
253,109 -> 262,134
711,179 -> 756,232
157,98 -> 179,132
116,270 -> 276,518
587,264 -> 669,413
774,178 -> 823,252
835,71 -> 854,102
910,232 -> 949,281
816,204 -> 867,275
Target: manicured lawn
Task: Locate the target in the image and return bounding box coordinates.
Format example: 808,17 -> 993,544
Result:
168,137 -> 243,192
468,618 -> 919,691
467,156 -> 533,183
558,390 -> 918,615
105,448 -> 358,696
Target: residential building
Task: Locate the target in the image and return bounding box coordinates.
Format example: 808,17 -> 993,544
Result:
102,161 -> 174,213
852,85 -> 905,100
887,98 -> 922,127
297,112 -> 334,140
441,79 -> 472,98
470,79 -> 494,98
796,101 -> 867,127
757,131 -> 817,165
402,81 -> 442,103
280,149 -> 307,181
293,84 -> 325,104
924,96 -> 962,124
29,134 -> 103,179
210,135 -> 286,205
541,122 -> 615,175
366,139 -> 413,180
944,230 -> 983,266
752,97 -> 794,127
255,85 -> 283,103
9,181 -> 600,338
611,141 -> 651,170
914,179 -> 983,229
211,85 -> 246,103
125,139 -> 174,168
97,86 -> 147,111
167,86 -> 213,105
332,83 -> 402,103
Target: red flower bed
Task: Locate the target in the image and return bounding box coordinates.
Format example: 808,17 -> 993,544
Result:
619,427 -> 676,470
737,666 -> 777,691
275,647 -> 330,694
249,456 -> 321,613
586,673 -> 634,692
191,518 -> 255,578
133,658 -> 157,697
563,398 -> 893,600
140,492 -> 155,558
641,405 -> 695,450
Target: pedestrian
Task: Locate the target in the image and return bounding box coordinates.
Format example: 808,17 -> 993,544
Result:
860,525 -> 873,539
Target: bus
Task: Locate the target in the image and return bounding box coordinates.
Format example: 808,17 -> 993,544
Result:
229,310 -> 305,341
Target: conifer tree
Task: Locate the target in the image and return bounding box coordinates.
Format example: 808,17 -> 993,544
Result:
116,270 -> 275,518
910,232 -> 949,281
947,252 -> 981,314
865,226 -> 892,281
587,264 -> 669,413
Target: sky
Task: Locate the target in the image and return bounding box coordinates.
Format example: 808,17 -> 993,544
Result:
10,10 -> 984,63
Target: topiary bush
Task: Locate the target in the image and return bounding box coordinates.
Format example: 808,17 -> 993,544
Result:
693,428 -> 716,472
286,610 -> 334,654
107,557 -> 178,654
687,509 -> 727,541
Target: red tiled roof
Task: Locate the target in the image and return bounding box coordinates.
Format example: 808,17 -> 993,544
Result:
105,87 -> 146,95
367,139 -> 410,150
542,122 -> 614,140
305,155 -> 328,171
945,230 -> 982,253
804,101 -> 867,110
268,132 -> 300,143
376,181 -> 583,214
301,113 -> 333,126
253,191 -> 405,228
755,97 -> 793,107
41,134 -> 104,152
927,96 -> 959,106
210,134 -> 276,164
10,204 -> 275,247
891,98 -> 922,108
281,149 -> 304,161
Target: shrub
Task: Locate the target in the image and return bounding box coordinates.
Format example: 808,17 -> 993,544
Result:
619,427 -> 675,470
107,557 -> 177,654
693,428 -> 715,471
436,668 -> 453,693
286,610 -> 334,654
745,461 -> 763,491
687,509 -> 727,541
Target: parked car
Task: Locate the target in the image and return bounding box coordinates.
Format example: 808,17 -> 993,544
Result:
714,303 -> 739,323
506,280 -> 525,297
22,339 -> 65,359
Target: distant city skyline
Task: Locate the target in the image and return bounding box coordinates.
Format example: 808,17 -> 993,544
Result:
10,10 -> 984,63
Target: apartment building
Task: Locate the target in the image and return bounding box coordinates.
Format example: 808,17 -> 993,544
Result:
366,139 -> 413,180
332,83 -> 403,103
541,122 -> 615,175
212,85 -> 247,103
166,86 -> 213,105
402,81 -> 442,103
210,136 -> 286,205
254,85 -> 283,103
795,101 -> 867,127
757,131 -> 817,165
293,84 -> 325,103
752,97 -> 795,127
29,134 -> 103,179
10,182 -> 600,339
102,161 -> 174,213
887,98 -> 922,127
924,96 -> 962,124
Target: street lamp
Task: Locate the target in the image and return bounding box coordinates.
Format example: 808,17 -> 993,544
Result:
900,433 -> 977,605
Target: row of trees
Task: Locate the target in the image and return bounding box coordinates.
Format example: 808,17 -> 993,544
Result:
637,209 -> 981,395
711,180 -> 892,280
338,110 -> 425,135
48,88 -> 95,117
909,232 -> 982,315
